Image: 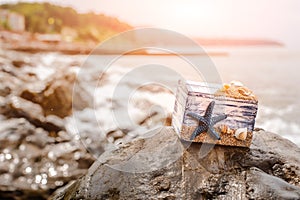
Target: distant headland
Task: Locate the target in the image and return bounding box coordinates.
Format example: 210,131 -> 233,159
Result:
194,38 -> 283,47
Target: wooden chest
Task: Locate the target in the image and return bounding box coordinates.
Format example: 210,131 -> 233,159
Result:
172,80 -> 258,147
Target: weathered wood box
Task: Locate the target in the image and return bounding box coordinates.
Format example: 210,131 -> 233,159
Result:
172,80 -> 258,147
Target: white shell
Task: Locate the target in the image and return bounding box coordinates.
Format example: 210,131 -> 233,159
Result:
235,128 -> 247,141
230,80 -> 244,87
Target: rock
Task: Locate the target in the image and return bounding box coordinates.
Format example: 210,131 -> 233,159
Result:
0,118 -> 37,149
3,50 -> 92,119
12,60 -> 32,68
0,69 -> 22,96
0,50 -> 96,199
0,85 -> 11,97
0,116 -> 95,200
2,96 -> 65,132
20,73 -> 74,118
246,168 -> 300,199
51,128 -> 300,199
0,49 -> 92,120
20,69 -> 92,118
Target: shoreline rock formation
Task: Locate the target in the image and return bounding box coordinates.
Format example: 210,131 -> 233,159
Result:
51,127 -> 300,200
0,49 -> 173,199
0,50 -> 96,199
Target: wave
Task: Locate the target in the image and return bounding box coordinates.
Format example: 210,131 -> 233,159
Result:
256,117 -> 300,146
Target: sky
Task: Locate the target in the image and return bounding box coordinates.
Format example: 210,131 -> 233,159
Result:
1,0 -> 300,48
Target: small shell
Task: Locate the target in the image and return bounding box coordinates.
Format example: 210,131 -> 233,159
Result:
235,128 -> 247,141
230,80 -> 244,87
223,84 -> 230,90
238,88 -> 252,96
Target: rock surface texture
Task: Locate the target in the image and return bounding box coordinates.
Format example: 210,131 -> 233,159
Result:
52,127 -> 300,200
0,51 -> 95,199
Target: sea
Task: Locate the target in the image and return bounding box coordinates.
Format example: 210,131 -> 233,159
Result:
84,46 -> 300,145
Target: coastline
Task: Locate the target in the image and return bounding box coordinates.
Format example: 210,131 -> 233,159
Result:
0,41 -> 229,56
0,31 -> 282,56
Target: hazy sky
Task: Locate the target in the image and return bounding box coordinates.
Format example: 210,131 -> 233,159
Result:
1,0 -> 300,48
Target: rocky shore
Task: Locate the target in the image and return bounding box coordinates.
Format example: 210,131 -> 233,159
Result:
0,49 -> 171,199
0,31 -> 148,55
1,49 -> 300,199
0,31 -> 94,54
0,50 -> 95,199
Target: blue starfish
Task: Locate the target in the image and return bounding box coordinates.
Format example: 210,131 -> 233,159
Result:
187,101 -> 227,141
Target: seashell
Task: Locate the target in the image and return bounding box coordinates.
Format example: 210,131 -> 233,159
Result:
215,81 -> 257,101
223,84 -> 230,90
238,88 -> 251,96
230,80 -> 244,87
235,128 -> 247,141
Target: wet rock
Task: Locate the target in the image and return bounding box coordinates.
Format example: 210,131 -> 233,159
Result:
0,118 -> 36,149
20,73 -> 74,118
12,60 -> 32,68
20,70 -> 92,118
45,115 -> 66,132
52,128 -> 300,200
0,85 -> 11,97
0,69 -> 22,96
0,50 -> 96,199
0,116 -> 95,200
2,50 -> 91,119
2,96 -> 65,132
0,52 -> 41,87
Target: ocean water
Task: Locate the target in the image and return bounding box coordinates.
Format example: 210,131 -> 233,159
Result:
87,46 -> 300,145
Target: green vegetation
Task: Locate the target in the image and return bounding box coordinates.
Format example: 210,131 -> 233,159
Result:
0,19 -> 10,30
0,2 -> 132,42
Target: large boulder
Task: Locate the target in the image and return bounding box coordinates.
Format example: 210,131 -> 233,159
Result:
20,69 -> 93,118
2,96 -> 65,132
51,127 -> 300,199
20,72 -> 75,118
